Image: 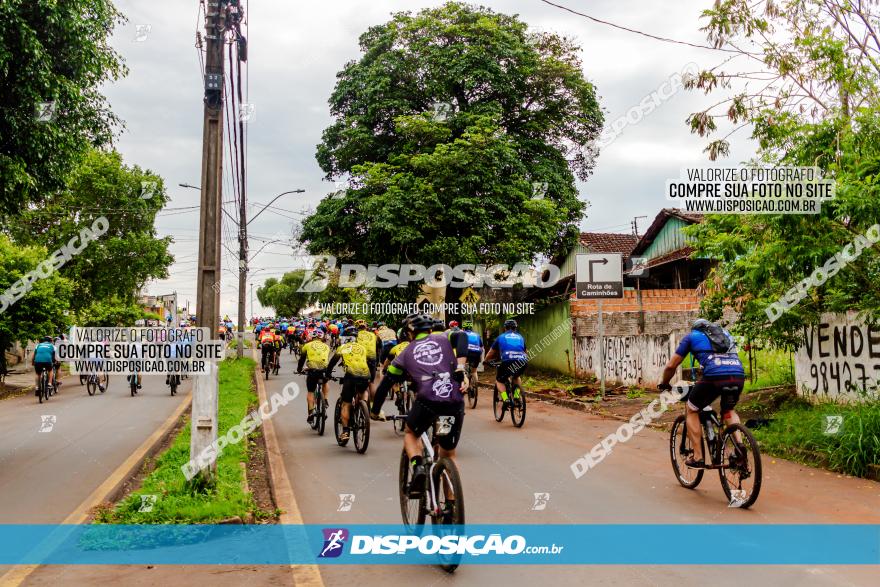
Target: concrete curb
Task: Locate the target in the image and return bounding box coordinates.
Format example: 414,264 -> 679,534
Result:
252,349 -> 324,587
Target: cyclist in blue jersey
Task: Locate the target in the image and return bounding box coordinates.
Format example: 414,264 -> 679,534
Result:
32,336 -> 57,391
658,319 -> 747,469
462,321 -> 483,387
484,319 -> 527,412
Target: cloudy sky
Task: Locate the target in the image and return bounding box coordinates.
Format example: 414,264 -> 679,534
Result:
104,0 -> 756,318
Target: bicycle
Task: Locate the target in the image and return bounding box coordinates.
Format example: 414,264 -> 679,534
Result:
301,370 -> 330,436
488,361 -> 526,427
167,373 -> 181,396
36,368 -> 51,404
389,379 -> 415,436
50,363 -> 60,396
333,382 -> 371,454
128,372 -> 139,396
669,383 -> 763,508
398,415 -> 465,573
464,363 -> 478,409
86,372 -> 108,396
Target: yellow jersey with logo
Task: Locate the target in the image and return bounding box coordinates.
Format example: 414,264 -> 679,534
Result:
356,330 -> 378,360
387,341 -> 409,362
336,341 -> 371,378
301,340 -> 330,370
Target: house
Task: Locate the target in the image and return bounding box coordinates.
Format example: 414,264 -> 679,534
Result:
516,208 -> 709,386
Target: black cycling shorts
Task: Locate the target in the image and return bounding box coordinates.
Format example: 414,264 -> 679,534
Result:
305,369 -> 328,393
34,361 -> 53,374
496,360 -> 527,383
340,374 -> 369,403
367,359 -> 377,381
379,342 -> 396,363
687,376 -> 745,413
466,351 -> 482,369
406,397 -> 465,451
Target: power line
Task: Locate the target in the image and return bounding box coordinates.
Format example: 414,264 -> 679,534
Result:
536,0 -> 745,54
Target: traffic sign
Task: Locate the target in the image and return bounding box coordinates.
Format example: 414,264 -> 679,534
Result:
460,287 -> 480,306
576,253 -> 623,299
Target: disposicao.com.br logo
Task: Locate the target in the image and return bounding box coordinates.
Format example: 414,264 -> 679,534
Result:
317,529 -> 563,558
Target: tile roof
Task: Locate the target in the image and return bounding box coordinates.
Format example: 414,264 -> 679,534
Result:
578,232 -> 639,259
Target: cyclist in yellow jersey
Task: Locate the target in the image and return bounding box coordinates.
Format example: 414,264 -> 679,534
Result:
326,326 -> 371,442
297,329 -> 331,424
355,319 -> 382,396
370,327 -> 411,421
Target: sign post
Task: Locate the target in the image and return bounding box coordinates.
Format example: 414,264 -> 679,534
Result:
575,253 -> 624,399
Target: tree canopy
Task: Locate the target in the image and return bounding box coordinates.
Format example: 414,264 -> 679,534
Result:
302,1 -> 603,270
0,0 -> 126,215
684,0 -> 880,347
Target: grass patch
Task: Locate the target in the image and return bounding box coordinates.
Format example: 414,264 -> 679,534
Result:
752,395 -> 880,478
96,357 -> 268,523
227,338 -> 253,350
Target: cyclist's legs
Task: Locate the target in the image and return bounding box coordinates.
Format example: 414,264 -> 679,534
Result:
510,361 -> 527,397
686,379 -> 725,462
305,371 -> 318,412
495,362 -> 512,400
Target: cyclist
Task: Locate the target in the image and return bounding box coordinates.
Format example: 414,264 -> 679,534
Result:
297,329 -> 332,424
658,318 -> 746,469
370,326 -> 413,421
484,319 -> 527,415
462,321 -> 484,387
379,314 -> 469,496
32,336 -> 57,394
259,326 -> 276,372
431,318 -> 445,333
325,326 -> 371,443
376,321 -> 398,367
447,320 -> 460,333
355,320 -> 382,398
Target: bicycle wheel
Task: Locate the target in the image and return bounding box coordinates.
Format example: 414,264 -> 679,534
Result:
333,397 -> 348,446
38,373 -> 46,404
467,381 -> 478,409
510,385 -> 526,428
719,423 -> 762,508
353,400 -> 370,454
669,415 -> 703,489
398,450 -> 426,531
492,387 -> 504,422
317,392 -> 327,436
431,457 -> 465,573
87,377 -> 96,396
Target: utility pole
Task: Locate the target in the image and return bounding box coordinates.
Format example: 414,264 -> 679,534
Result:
192,0 -> 227,482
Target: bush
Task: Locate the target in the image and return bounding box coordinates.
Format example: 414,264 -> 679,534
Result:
753,394 -> 880,478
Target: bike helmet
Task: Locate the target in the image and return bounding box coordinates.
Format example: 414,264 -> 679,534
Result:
312,329 -> 325,339
432,318 -> 445,332
462,320 -> 473,330
354,319 -> 366,328
41,336 -> 52,342
396,327 -> 405,341
408,314 -> 434,334
448,320 -> 459,328
343,325 -> 358,337
504,319 -> 518,330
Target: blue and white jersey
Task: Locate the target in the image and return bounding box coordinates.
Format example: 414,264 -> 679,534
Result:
491,331 -> 527,362
465,330 -> 483,353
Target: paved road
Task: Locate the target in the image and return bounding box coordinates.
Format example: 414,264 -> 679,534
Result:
0,373 -> 190,523
267,350 -> 880,586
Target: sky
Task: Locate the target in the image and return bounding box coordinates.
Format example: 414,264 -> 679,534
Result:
104,0 -> 757,319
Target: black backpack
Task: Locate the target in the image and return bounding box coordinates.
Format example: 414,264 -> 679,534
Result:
692,321 -> 735,353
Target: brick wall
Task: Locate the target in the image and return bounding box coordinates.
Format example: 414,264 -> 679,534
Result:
571,289 -> 703,385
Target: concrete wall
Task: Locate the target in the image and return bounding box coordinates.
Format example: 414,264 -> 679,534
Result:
570,289 -> 702,386
796,313 -> 880,400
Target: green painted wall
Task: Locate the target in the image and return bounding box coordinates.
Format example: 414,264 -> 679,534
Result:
516,301 -> 573,374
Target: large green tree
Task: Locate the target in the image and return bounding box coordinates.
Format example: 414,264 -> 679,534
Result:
302,1 -> 602,271
0,0 -> 126,215
684,0 -> 880,347
5,148 -> 174,319
0,235 -> 73,371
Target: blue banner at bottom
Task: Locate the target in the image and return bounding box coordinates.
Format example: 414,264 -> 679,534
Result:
0,525 -> 877,565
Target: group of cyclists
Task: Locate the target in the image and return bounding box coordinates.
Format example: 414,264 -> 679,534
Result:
257,312 -> 531,494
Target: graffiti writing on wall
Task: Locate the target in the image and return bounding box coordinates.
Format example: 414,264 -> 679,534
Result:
796,315 -> 880,399
575,335 -> 670,386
